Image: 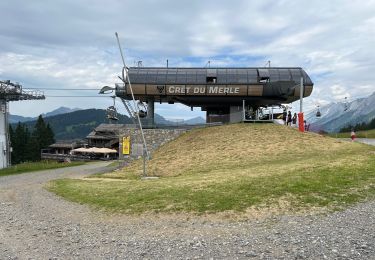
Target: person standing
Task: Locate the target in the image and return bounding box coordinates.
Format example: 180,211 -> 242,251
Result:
351,129 -> 356,142
304,120 -> 310,131
282,109 -> 287,125
287,111 -> 292,126
292,113 -> 297,126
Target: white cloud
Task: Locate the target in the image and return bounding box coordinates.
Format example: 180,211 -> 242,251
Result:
330,84 -> 350,100
0,0 -> 374,118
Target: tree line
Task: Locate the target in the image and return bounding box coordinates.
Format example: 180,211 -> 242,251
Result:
340,117 -> 375,132
9,115 -> 55,164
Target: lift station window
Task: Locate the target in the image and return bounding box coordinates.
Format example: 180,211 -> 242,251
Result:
258,69 -> 270,83
206,76 -> 217,83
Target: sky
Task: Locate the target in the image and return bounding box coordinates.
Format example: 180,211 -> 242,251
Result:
1,0 -> 374,120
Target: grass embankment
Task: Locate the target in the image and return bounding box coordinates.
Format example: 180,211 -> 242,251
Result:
328,129 -> 375,139
0,160 -> 84,177
49,124 -> 375,215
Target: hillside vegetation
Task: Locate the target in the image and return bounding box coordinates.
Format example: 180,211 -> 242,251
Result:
14,109 -> 199,141
49,124 -> 375,215
18,109 -> 132,140
329,129 -> 375,139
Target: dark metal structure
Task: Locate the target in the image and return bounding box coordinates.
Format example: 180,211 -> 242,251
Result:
114,67 -> 313,123
0,80 -> 45,168
116,67 -> 313,105
0,80 -> 45,101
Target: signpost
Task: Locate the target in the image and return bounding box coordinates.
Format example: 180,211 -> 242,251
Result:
122,136 -> 130,155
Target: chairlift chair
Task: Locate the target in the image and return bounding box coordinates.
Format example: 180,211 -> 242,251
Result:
106,96 -> 119,121
106,106 -> 119,121
137,101 -> 148,118
316,105 -> 321,117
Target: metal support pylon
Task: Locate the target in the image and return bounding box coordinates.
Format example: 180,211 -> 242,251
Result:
0,80 -> 45,169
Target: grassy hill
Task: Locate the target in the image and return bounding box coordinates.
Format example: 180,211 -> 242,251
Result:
49,124 -> 375,215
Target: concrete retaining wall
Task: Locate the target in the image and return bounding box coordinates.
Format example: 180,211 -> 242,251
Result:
119,128 -> 187,159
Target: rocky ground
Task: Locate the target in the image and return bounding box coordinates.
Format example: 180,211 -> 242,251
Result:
0,162 -> 374,259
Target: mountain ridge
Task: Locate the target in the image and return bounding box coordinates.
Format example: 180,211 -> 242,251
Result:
10,108 -> 206,140
9,107 -> 82,124
306,92 -> 375,132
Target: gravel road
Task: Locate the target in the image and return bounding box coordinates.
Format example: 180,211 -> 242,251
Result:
355,138 -> 375,146
1,162 -> 375,259
342,138 -> 375,146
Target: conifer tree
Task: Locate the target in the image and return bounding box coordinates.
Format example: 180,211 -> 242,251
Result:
10,115 -> 55,164
45,123 -> 55,145
11,122 -> 31,163
32,115 -> 55,161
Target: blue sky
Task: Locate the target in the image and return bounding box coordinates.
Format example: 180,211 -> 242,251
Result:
1,0 -> 374,119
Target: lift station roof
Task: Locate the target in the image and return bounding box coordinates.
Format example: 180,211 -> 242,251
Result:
115,67 -> 313,108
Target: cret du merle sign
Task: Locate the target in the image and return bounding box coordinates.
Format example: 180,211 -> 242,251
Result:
167,85 -> 241,95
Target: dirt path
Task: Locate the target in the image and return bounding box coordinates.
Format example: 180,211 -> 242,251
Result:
1,162 -> 374,259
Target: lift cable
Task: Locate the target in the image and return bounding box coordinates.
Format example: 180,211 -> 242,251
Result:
44,95 -> 112,97
24,88 -> 102,91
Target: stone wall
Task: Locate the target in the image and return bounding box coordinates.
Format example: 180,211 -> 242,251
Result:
119,128 -> 187,159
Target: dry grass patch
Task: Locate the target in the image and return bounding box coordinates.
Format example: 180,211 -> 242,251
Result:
115,124 -> 357,178
48,124 -> 375,215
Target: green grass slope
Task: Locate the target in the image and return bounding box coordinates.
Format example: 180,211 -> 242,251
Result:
328,129 -> 375,138
0,161 -> 84,177
49,124 -> 375,215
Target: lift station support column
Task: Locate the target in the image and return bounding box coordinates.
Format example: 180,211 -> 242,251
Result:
146,98 -> 155,126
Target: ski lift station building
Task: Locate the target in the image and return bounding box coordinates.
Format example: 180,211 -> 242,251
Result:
115,67 -> 313,124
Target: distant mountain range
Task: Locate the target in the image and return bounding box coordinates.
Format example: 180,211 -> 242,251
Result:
9,114 -> 34,124
306,92 -> 375,132
154,114 -> 205,126
10,107 -> 206,140
11,92 -> 374,138
13,109 -> 132,140
9,107 -> 81,123
43,107 -> 82,118
185,116 -> 206,125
